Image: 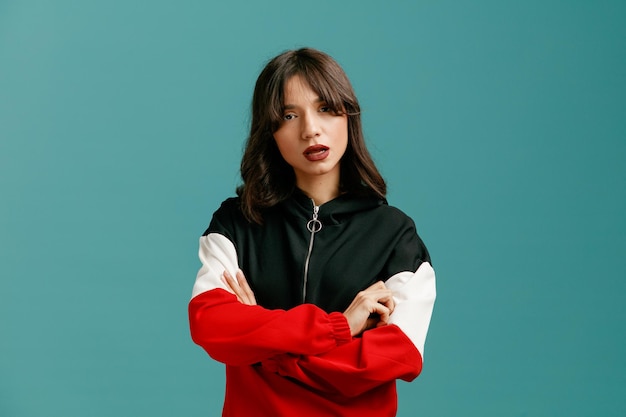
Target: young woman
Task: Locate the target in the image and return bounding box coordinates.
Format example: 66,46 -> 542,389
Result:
189,48 -> 436,417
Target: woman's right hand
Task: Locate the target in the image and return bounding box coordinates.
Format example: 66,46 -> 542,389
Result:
222,269 -> 257,306
342,281 -> 395,337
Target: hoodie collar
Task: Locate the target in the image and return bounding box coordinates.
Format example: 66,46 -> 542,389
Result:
282,188 -> 385,226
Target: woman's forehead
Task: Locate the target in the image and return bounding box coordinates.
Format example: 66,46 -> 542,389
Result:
281,73 -> 342,108
283,76 -> 321,103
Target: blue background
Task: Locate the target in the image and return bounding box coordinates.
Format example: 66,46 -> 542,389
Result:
1,1 -> 624,416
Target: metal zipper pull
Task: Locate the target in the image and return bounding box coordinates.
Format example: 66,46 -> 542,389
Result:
306,204 -> 322,233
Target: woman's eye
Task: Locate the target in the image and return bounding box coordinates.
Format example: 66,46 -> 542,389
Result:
319,106 -> 330,113
283,114 -> 296,121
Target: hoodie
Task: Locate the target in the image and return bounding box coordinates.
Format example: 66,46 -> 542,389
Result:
189,190 -> 436,416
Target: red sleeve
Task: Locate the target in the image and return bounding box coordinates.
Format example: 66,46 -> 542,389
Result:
189,289 -> 352,366
261,324 -> 422,398
259,260 -> 436,397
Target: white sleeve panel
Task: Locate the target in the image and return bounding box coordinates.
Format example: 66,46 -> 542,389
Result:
386,262 -> 436,357
191,233 -> 241,299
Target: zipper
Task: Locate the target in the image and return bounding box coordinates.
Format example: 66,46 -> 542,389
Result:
302,200 -> 322,302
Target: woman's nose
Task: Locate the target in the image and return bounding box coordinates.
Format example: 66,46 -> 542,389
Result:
301,113 -> 321,139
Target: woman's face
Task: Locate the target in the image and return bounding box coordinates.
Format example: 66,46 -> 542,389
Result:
273,75 -> 348,191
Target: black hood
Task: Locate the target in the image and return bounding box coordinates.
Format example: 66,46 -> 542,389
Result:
279,188 -> 386,226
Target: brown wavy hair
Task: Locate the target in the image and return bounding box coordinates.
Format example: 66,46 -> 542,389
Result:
237,47 -> 386,224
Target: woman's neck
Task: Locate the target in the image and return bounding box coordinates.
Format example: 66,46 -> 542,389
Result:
296,178 -> 341,206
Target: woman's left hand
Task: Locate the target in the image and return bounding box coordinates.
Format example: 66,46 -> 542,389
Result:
222,269 -> 257,306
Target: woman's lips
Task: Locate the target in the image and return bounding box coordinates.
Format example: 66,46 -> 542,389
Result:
303,145 -> 329,161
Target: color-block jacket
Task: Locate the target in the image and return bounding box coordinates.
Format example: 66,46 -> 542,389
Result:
189,190 -> 436,417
